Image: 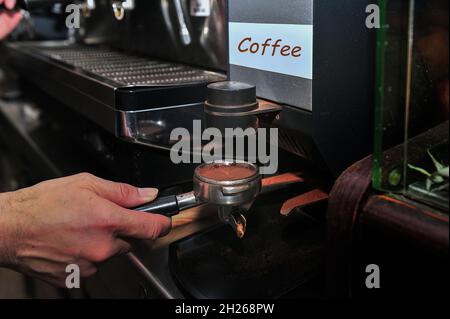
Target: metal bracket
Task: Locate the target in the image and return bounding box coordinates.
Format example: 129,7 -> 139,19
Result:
81,0 -> 96,17
112,0 -> 135,21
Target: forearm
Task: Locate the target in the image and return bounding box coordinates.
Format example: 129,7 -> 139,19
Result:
0,174 -> 170,287
0,191 -> 17,268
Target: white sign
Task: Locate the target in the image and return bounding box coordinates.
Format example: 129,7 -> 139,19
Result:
229,22 -> 313,80
190,0 -> 211,17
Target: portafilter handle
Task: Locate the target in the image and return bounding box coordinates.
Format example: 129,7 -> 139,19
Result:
134,191 -> 199,218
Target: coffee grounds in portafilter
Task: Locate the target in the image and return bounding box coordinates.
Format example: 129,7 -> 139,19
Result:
197,163 -> 257,182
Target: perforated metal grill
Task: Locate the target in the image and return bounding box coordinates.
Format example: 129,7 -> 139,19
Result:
37,45 -> 225,86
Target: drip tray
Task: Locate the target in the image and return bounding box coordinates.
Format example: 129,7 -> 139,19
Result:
37,45 -> 223,87
169,194 -> 326,299
5,41 -> 226,134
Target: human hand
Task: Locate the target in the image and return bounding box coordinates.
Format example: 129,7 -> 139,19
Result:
0,173 -> 171,287
0,0 -> 22,40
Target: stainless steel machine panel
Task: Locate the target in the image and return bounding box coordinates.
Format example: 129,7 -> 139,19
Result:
228,0 -> 313,111
228,0 -> 375,175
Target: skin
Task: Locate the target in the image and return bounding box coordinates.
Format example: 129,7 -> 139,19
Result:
0,1 -> 170,288
0,0 -> 22,40
0,173 -> 171,288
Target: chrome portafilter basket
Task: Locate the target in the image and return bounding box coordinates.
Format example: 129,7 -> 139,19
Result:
136,161 -> 262,238
194,161 -> 262,238
194,161 -> 261,207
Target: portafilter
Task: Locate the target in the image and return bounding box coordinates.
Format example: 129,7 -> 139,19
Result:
135,161 -> 261,238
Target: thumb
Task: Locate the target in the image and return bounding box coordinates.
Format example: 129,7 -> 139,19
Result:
112,208 -> 172,240
91,177 -> 159,208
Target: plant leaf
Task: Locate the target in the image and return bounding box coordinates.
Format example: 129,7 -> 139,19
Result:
428,150 -> 445,171
430,174 -> 445,184
437,166 -> 449,178
426,178 -> 433,191
408,164 -> 432,177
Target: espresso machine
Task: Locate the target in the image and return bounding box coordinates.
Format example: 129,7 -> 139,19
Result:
0,0 -> 374,298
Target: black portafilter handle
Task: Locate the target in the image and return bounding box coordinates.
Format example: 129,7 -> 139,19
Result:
134,192 -> 199,218
134,195 -> 180,218
0,0 -> 72,12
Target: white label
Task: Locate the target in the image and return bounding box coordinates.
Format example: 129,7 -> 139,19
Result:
190,0 -> 211,17
229,22 -> 313,80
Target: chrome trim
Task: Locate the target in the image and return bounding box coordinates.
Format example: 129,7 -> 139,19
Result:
112,0 -> 135,21
176,192 -> 200,210
116,102 -> 203,149
117,102 -> 201,114
174,0 -> 192,46
127,253 -> 176,299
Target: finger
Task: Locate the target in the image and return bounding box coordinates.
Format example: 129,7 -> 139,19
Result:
90,177 -> 159,208
5,0 -> 16,10
111,238 -> 133,256
72,260 -> 98,278
111,207 -> 172,240
0,11 -> 22,40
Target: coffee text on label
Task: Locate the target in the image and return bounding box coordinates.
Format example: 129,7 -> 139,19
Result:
229,23 -> 313,80
238,38 -> 302,58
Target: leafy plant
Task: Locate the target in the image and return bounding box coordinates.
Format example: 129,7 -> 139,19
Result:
408,150 -> 449,192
